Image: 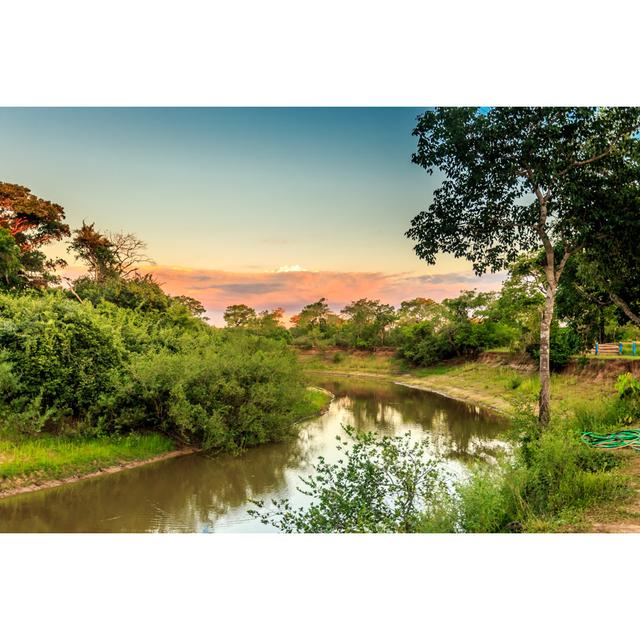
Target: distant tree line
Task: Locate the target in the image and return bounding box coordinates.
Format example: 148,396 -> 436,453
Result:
224,252 -> 640,370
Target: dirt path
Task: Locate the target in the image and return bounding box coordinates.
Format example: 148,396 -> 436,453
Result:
586,453 -> 640,533
0,447 -> 199,500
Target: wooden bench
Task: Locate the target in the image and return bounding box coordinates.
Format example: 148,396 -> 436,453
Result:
591,342 -> 637,356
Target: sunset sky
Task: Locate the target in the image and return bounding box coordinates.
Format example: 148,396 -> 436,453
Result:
0,108 -> 501,323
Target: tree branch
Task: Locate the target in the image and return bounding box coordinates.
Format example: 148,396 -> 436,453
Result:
610,291 -> 640,328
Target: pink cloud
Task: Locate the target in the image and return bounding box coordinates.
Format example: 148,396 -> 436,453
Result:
60,264 -> 504,325
144,266 -> 504,324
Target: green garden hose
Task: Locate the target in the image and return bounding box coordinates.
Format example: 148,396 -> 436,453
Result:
581,429 -> 640,451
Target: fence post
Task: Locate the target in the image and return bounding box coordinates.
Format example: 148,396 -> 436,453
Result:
634,341 -> 637,357
619,342 -> 623,355
595,342 -> 599,355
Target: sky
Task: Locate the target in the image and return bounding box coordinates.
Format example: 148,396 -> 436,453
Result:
0,108 -> 501,324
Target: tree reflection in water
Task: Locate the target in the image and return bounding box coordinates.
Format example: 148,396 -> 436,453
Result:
0,376 -> 508,532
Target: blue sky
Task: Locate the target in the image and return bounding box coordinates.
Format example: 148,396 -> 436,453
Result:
0,108 -> 499,320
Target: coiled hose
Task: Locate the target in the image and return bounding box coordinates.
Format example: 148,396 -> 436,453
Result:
581,429 -> 640,451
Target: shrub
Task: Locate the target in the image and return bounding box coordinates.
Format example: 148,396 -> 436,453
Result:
249,427 -> 449,533
454,406 -> 628,531
0,292 -> 308,451
615,372 -> 640,399
457,467 -> 515,533
0,292 -> 124,417
103,333 -> 308,450
526,325 -> 582,371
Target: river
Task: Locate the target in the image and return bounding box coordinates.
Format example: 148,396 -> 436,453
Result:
0,376 -> 509,532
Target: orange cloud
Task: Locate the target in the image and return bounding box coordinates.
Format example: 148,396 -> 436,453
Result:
142,266 -> 504,325
60,264 -> 504,325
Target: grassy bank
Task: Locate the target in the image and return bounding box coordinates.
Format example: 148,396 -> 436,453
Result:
0,432 -> 176,494
293,386 -> 334,421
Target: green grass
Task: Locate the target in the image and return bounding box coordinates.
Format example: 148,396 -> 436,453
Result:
298,351 -> 403,374
291,387 -> 333,422
0,432 -> 175,490
417,399 -> 632,533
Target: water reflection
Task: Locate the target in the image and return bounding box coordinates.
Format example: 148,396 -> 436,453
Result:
0,376 -> 508,533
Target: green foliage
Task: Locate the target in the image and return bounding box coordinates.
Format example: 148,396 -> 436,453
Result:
336,298 -> 397,350
394,290 -> 518,366
456,467 -> 515,533
526,325 -> 582,371
0,292 -> 124,417
74,274 -> 171,312
223,304 -> 257,327
456,404 -> 628,531
0,290 -> 308,452
106,333 -> 307,450
615,372 -> 640,399
249,427 -> 449,533
0,228 -> 22,290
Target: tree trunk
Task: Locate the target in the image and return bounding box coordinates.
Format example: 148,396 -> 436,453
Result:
538,284 -> 556,428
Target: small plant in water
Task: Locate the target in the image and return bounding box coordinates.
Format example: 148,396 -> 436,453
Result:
248,425 -> 449,533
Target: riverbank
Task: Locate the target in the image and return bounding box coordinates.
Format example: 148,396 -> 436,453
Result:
302,350 -> 640,532
0,387 -> 333,501
0,441 -> 197,499
0,432 -> 178,498
301,351 -> 617,418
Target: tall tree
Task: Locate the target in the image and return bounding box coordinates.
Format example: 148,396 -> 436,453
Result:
407,107 -> 640,426
0,182 -> 70,287
223,304 -> 257,328
69,222 -> 116,281
292,298 -> 332,330
341,298 -> 397,347
109,231 -> 153,278
397,297 -> 437,324
69,223 -> 153,282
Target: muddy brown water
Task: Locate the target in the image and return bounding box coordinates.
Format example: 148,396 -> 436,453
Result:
0,376 -> 509,533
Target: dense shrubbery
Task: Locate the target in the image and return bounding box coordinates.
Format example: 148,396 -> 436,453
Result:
0,291 -> 308,451
101,333 -> 306,451
419,394 -> 637,532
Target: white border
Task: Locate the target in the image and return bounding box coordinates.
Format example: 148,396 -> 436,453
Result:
2,1 -> 640,636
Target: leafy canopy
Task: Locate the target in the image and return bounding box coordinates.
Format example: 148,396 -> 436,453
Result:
407,107 -> 640,275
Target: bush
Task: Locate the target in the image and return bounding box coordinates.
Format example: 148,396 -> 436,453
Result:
0,292 -> 124,417
102,333 -> 308,450
395,322 -> 451,366
73,275 -> 171,313
615,372 -> 640,399
0,292 -> 308,450
526,325 -> 582,371
454,406 -> 628,531
250,427 -> 449,533
457,467 -> 515,532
